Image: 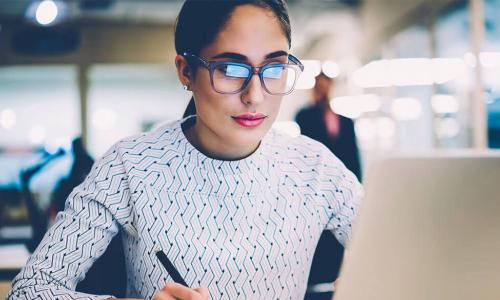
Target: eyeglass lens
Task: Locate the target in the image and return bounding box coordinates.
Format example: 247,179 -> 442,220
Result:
212,63 -> 299,95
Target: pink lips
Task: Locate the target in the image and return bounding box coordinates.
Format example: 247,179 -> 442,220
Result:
232,113 -> 267,128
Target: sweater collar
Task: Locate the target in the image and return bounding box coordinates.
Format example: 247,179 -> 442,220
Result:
170,116 -> 272,176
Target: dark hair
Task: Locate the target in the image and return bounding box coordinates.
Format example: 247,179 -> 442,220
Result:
176,0 -> 292,118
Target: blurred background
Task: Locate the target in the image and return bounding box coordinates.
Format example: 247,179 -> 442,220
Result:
0,0 -> 498,298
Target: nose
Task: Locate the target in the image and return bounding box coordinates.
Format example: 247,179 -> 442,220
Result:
241,74 -> 265,106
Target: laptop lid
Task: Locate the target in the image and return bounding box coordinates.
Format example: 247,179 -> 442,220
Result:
334,151 -> 500,300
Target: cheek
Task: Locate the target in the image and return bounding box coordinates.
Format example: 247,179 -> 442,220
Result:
191,73 -> 213,98
191,74 -> 222,111
267,97 -> 283,118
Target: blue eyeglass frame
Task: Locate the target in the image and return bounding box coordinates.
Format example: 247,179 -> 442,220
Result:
182,52 -> 304,95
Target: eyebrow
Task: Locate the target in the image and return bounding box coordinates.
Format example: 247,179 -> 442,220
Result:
212,50 -> 289,61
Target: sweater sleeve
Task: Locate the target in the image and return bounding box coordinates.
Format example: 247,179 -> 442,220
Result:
319,146 -> 364,247
7,143 -> 132,300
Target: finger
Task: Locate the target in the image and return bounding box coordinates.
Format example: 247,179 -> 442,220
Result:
333,278 -> 341,291
163,282 -> 200,299
194,287 -> 210,298
152,290 -> 176,300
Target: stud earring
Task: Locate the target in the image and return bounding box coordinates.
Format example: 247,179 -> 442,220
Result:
182,85 -> 188,90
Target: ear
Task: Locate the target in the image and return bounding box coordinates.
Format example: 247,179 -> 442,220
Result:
175,54 -> 192,87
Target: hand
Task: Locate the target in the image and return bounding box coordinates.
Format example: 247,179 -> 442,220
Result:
153,282 -> 210,300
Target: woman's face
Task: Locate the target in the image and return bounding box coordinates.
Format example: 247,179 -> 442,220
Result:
186,4 -> 289,159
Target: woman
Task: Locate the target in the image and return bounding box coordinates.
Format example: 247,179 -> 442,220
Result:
8,1 -> 362,299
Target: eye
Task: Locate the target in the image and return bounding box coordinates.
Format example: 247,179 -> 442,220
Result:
216,64 -> 249,78
263,66 -> 284,79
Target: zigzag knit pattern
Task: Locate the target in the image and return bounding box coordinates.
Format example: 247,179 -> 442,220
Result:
8,117 -> 362,300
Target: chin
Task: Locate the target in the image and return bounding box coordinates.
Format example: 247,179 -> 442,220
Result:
229,128 -> 267,148
220,117 -> 274,148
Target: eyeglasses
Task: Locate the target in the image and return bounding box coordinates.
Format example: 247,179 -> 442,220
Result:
182,52 -> 304,95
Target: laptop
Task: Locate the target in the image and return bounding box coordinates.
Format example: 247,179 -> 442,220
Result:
334,151 -> 500,300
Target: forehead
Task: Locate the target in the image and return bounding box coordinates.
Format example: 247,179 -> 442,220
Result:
201,4 -> 289,63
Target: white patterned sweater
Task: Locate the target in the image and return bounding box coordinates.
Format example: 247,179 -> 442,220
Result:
8,117 -> 363,300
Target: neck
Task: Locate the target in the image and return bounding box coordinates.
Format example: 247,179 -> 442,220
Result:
314,96 -> 330,109
183,118 -> 260,161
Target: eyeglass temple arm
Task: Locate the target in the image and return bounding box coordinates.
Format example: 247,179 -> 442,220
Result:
288,54 -> 304,71
182,52 -> 210,68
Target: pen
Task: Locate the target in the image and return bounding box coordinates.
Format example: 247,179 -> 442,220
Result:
155,249 -> 189,287
306,282 -> 335,293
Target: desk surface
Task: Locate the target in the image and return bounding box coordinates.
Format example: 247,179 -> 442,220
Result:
0,281 -> 12,299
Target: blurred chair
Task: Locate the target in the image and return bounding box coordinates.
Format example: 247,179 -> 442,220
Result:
20,149 -> 64,252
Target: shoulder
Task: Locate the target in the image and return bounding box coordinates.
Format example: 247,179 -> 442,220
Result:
295,105 -> 317,118
339,114 -> 355,126
99,119 -> 185,163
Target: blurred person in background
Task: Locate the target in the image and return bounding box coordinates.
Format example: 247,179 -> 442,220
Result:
295,73 -> 362,299
296,73 -> 361,180
8,1 -> 362,299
